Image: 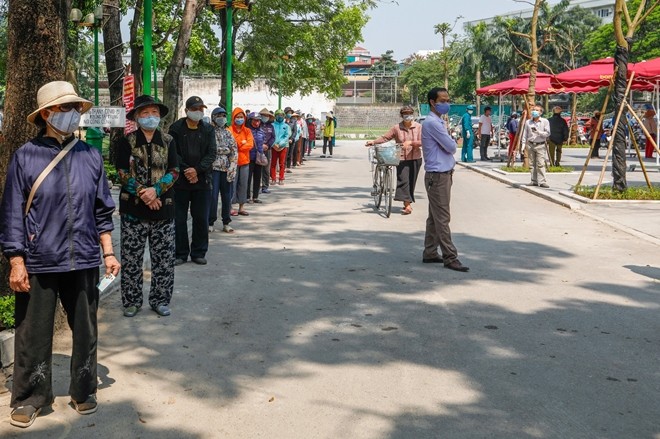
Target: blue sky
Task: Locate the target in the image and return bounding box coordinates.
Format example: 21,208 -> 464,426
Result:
360,0 -> 562,60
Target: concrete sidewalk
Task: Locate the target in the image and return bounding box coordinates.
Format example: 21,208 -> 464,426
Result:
0,141 -> 658,438
457,145 -> 660,245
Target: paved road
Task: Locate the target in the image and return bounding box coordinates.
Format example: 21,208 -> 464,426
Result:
1,141 -> 658,438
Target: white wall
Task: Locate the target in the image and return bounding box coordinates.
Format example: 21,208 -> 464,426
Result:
180,77 -> 335,119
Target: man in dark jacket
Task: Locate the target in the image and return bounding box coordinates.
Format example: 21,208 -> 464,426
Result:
548,106 -> 569,166
168,96 -> 217,265
259,108 -> 275,193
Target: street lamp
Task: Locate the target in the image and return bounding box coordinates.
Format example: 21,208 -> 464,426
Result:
70,4 -> 104,105
208,0 -> 256,111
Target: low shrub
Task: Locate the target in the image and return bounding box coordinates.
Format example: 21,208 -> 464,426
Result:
574,185 -> 660,200
0,295 -> 15,330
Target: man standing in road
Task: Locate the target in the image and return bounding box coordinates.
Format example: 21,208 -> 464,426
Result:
421,87 -> 469,273
169,96 -> 217,265
521,104 -> 551,188
548,106 -> 569,166
477,106 -> 494,161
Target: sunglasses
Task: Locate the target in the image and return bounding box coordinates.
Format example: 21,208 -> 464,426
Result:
54,103 -> 84,113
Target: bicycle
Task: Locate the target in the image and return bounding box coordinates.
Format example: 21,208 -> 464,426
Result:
368,143 -> 401,218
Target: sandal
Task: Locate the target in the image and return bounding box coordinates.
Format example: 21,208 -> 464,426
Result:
238,210 -> 249,216
402,205 -> 413,215
71,394 -> 98,415
10,405 -> 41,428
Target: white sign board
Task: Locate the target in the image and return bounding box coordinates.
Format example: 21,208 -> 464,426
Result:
80,107 -> 126,128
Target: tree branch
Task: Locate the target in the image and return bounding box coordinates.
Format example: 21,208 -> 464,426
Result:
509,30 -> 532,41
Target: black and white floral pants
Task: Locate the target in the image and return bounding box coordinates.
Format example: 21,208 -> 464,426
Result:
120,216 -> 175,309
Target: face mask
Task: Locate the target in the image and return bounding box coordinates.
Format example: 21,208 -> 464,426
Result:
47,109 -> 81,135
467,110 -> 473,115
214,116 -> 227,127
531,110 -> 541,118
187,110 -> 204,122
137,116 -> 160,130
402,115 -> 414,122
235,118 -> 245,126
286,113 -> 292,118
276,116 -> 284,123
260,116 -> 269,123
435,102 -> 450,115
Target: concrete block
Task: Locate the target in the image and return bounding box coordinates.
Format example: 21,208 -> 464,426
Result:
0,329 -> 15,368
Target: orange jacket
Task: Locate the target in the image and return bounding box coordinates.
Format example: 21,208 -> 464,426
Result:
229,107 -> 254,166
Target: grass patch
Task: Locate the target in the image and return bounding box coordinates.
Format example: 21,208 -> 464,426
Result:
548,166 -> 574,173
574,185 -> 660,200
501,166 -> 529,173
501,165 -> 574,173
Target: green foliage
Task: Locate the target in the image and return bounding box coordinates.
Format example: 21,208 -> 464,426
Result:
399,53 -> 445,106
574,184 -> 660,199
583,0 -> 660,62
0,294 -> 15,329
547,166 -> 575,172
236,0 -> 370,98
501,166 -> 530,173
104,160 -> 119,184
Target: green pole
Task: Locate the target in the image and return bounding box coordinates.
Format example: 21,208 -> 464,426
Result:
153,54 -> 158,100
94,22 -> 99,105
225,1 -> 233,112
278,58 -> 282,109
143,0 -> 153,95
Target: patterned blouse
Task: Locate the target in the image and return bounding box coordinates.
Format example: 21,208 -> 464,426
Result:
212,125 -> 239,182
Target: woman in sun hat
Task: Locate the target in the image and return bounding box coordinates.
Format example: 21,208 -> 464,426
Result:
0,81 -> 120,428
114,95 -> 179,318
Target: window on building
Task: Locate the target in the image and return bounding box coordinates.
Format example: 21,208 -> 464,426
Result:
596,8 -> 612,18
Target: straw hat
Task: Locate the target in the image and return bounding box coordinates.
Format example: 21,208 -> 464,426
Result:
27,81 -> 93,124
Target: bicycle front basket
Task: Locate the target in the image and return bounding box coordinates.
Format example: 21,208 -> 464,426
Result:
374,144 -> 401,166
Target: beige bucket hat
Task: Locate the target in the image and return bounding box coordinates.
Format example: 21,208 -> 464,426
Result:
27,81 -> 93,124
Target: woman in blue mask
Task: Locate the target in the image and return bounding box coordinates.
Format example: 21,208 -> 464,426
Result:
115,95 -> 179,318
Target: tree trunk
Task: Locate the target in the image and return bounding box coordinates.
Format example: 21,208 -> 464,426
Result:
526,0 -> 542,107
0,0 -> 68,292
102,0 -> 125,164
611,42 -> 630,191
130,0 -> 144,97
476,67 -> 481,115
570,92 -> 578,144
162,0 -> 204,130
218,12 -> 228,108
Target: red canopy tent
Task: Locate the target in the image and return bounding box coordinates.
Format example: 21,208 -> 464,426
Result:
632,57 -> 660,82
477,72 -> 599,96
552,57 -> 652,90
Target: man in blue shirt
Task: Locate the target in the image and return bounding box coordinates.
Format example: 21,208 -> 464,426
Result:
421,87 -> 469,272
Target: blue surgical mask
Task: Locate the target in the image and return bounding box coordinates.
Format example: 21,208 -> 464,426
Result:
276,116 -> 284,123
187,110 -> 204,122
137,116 -> 160,130
260,116 -> 269,123
235,118 -> 245,126
214,116 -> 227,127
286,113 -> 292,118
435,102 -> 450,115
531,110 -> 541,118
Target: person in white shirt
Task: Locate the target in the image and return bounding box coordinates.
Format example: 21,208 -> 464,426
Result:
477,106 -> 494,161
521,104 -> 551,188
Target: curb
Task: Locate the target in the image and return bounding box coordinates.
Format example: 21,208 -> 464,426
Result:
458,162 -> 660,247
457,162 -> 582,210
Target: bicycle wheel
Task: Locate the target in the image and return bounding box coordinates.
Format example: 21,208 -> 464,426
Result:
373,166 -> 383,208
385,166 -> 394,218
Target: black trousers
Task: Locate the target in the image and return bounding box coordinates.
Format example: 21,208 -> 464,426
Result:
479,135 -> 491,159
261,149 -> 272,188
12,268 -> 99,409
175,188 -> 210,260
323,136 -> 333,155
395,158 -> 422,203
248,162 -> 263,200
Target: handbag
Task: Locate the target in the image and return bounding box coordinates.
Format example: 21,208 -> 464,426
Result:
255,151 -> 268,166
24,137 -> 78,216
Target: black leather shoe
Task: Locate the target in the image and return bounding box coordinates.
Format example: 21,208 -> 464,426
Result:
422,257 -> 444,264
445,260 -> 469,272
192,257 -> 207,265
175,258 -> 186,266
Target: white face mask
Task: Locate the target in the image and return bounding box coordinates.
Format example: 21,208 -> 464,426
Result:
47,109 -> 81,135
187,110 -> 204,122
403,115 -> 414,122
